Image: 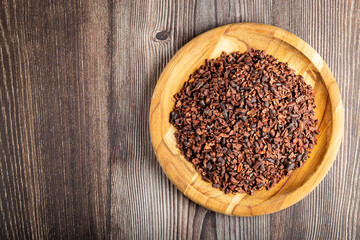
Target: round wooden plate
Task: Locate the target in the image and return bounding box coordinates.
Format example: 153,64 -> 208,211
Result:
149,23 -> 344,216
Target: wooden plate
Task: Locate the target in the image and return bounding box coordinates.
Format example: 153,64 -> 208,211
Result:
149,23 -> 344,216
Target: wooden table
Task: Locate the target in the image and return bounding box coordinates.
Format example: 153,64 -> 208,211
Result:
0,0 -> 358,239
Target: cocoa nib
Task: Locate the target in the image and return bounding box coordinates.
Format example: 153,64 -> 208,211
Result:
170,49 -> 319,195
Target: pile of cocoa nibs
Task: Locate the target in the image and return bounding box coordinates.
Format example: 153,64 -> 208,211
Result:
170,49 -> 319,195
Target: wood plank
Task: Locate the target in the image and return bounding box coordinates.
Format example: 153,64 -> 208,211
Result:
0,0 -> 111,238
113,0 -> 359,239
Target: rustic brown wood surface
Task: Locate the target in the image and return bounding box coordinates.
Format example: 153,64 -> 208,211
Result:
0,0 -> 358,239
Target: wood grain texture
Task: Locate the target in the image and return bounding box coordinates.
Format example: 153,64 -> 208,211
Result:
0,0 -> 111,239
0,0 -> 359,239
149,23 -> 344,216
